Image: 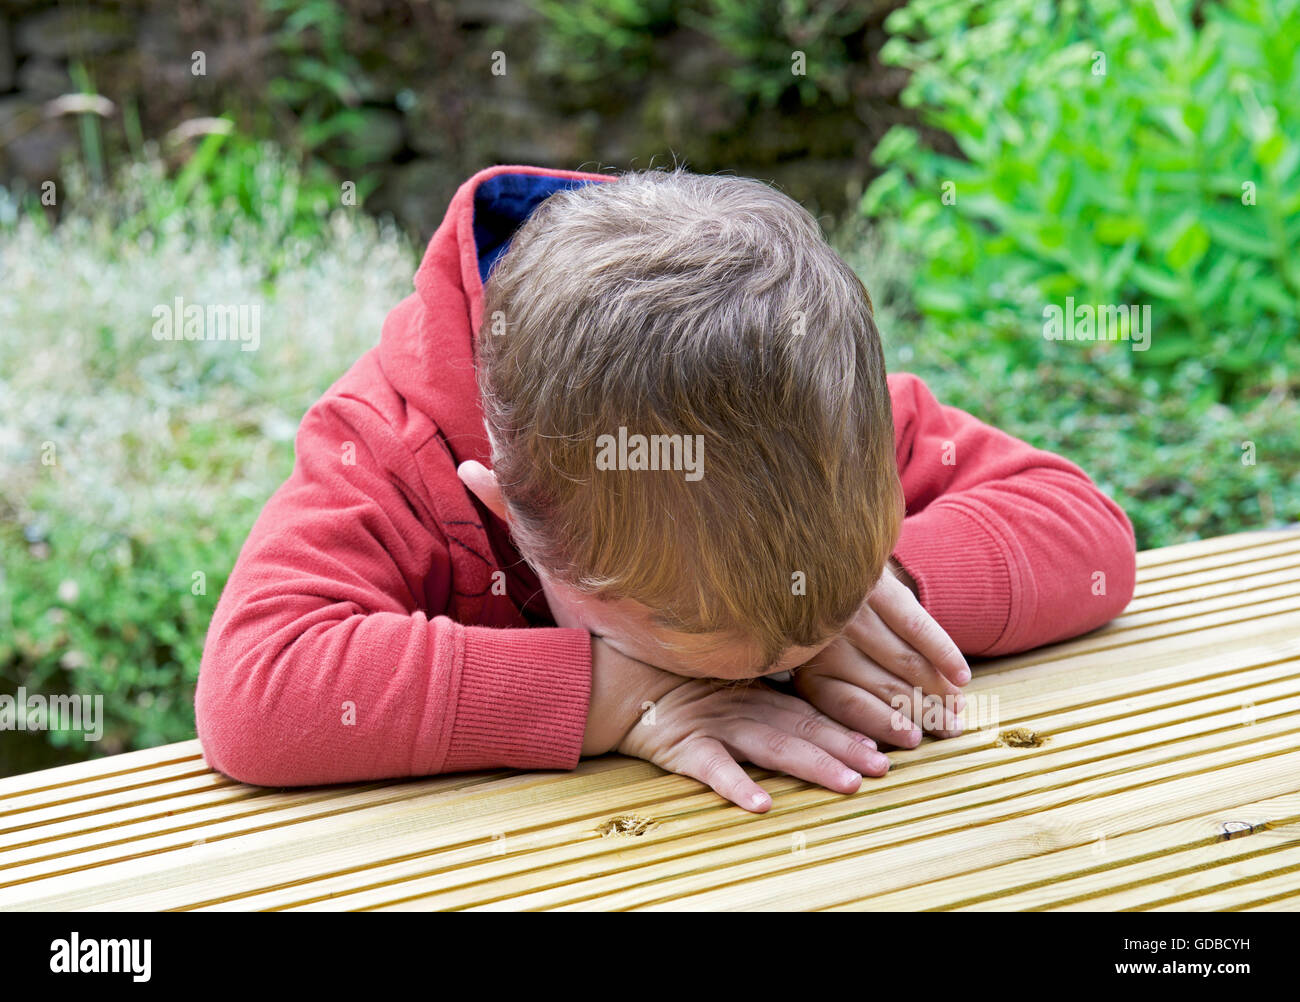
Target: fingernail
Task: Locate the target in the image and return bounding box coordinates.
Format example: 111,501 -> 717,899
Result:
868,751 -> 890,771
957,667 -> 971,684
842,770 -> 861,787
751,792 -> 769,809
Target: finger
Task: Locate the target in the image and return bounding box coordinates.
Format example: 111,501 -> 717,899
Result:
731,685 -> 891,771
759,702 -> 891,777
847,602 -> 966,699
868,573 -> 971,687
673,736 -> 774,813
722,683 -> 880,750
790,639 -> 956,738
724,719 -> 864,795
796,671 -> 923,749
848,657 -> 966,738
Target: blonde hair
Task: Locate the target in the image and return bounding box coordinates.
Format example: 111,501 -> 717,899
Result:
477,167 -> 902,667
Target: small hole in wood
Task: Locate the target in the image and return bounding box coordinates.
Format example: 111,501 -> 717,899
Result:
597,815 -> 659,838
997,727 -> 1048,748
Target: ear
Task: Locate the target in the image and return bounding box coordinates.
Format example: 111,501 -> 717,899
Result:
457,460 -> 510,523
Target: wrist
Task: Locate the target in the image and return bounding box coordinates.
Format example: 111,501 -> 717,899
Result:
582,638 -> 679,756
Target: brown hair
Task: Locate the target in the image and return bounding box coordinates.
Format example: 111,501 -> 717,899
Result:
476,167 -> 902,667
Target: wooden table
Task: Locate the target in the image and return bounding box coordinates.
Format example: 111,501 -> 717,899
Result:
3,529 -> 1299,911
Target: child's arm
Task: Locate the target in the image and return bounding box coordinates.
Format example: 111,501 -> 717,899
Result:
195,380 -> 595,787
887,372 -> 1137,656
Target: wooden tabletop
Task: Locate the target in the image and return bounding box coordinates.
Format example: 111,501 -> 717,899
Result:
3,529 -> 1299,911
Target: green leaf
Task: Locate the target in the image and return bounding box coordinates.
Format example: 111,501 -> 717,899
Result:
1165,218 -> 1211,272
1130,262 -> 1186,299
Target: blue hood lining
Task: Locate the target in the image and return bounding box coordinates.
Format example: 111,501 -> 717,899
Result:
473,173 -> 597,283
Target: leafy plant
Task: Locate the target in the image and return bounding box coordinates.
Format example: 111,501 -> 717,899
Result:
57,128 -> 352,280
264,0 -> 367,124
531,0 -> 876,106
862,0 -> 1300,401
685,0 -> 875,106
530,0 -> 680,82
837,216 -> 1300,552
0,147 -> 415,772
261,0 -> 398,187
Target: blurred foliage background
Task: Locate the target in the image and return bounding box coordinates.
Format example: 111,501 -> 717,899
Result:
1,0 -> 1297,774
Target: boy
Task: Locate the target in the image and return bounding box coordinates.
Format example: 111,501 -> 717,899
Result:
195,165 -> 1136,812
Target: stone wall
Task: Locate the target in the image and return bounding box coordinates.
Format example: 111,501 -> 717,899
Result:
0,0 -> 922,235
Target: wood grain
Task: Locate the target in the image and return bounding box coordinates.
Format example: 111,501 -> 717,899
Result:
2,529 -> 1297,911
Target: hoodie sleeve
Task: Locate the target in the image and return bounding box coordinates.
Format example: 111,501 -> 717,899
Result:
887,373 -> 1137,657
195,390 -> 592,788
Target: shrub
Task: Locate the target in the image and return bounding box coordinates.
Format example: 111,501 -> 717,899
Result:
531,0 -> 679,83
836,216 -> 1300,551
862,0 -> 1300,402
531,0 -> 876,106
683,0 -> 876,106
0,146 -> 415,768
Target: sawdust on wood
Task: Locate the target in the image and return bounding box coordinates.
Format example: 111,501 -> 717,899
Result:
597,815 -> 660,838
997,727 -> 1048,748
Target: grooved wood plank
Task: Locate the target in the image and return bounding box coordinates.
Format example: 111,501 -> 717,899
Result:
1133,530 -> 1297,569
826,793 -> 1300,911
393,723 -> 1300,911
0,529 -> 1297,911
1124,561 -> 1300,615
1140,854 -> 1300,912
218,664 -> 1300,911
0,743 -> 207,799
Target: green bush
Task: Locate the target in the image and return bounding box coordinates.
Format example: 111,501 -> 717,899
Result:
531,0 -> 679,83
0,143 -> 415,770
262,0 -> 393,182
862,0 -> 1300,402
683,0 -> 875,106
531,0 -> 874,106
836,216 -> 1300,552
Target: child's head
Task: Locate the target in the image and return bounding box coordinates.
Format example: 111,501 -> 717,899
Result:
470,167 -> 902,680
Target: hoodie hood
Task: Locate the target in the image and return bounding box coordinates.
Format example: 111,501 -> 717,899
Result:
379,165 -> 613,470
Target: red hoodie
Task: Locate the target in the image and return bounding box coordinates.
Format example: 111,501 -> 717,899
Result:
195,165 -> 1137,788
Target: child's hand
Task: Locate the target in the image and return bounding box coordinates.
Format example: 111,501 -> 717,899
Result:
792,560 -> 970,748
615,677 -> 889,813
